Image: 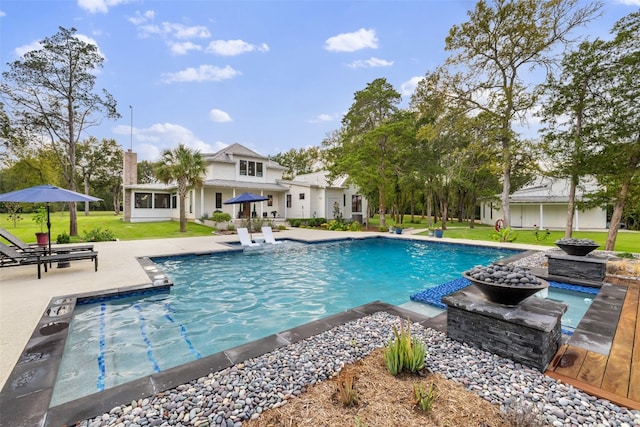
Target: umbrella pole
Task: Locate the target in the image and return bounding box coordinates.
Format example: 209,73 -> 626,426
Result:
47,204 -> 52,265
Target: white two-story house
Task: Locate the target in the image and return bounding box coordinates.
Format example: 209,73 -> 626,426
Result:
122,143 -> 367,224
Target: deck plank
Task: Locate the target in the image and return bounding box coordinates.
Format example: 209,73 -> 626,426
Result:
627,284 -> 640,401
552,345 -> 587,379
601,285 -> 637,396
577,350 -> 607,388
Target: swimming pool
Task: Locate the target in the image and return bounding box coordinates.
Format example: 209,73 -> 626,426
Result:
51,238 -> 518,405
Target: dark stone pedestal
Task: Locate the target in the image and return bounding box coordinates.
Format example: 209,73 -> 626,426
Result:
546,252 -> 607,282
442,286 -> 567,371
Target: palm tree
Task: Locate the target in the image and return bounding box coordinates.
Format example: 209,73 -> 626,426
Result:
155,144 -> 206,232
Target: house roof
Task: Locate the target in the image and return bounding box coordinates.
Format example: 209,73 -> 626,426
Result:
203,143 -> 285,170
125,180 -> 288,192
291,171 -> 348,188
202,179 -> 288,191
508,176 -> 600,204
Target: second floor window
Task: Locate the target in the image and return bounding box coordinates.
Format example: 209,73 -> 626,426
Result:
239,160 -> 263,177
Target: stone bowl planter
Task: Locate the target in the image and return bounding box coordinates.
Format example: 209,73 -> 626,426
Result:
463,264 -> 549,306
555,238 -> 599,256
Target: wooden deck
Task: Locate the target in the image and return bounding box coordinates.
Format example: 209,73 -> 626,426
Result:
546,277 -> 640,410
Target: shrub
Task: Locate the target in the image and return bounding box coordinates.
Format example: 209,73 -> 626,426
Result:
82,227 -> 116,242
212,212 -> 231,223
383,319 -> 426,375
413,382 -> 437,413
56,232 -> 71,244
226,223 -> 236,231
492,226 -> 517,243
348,221 -> 362,232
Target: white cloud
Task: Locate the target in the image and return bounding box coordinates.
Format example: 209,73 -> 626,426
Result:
400,76 -> 424,96
324,28 -> 378,52
114,122 -> 224,160
169,41 -> 202,55
128,10 -> 155,26
138,22 -> 210,39
0,10 -> 6,17
617,0 -> 640,5
347,57 -> 393,69
77,0 -> 128,14
209,109 -> 232,123
308,113 -> 337,123
14,40 -> 42,57
13,33 -> 105,60
161,65 -> 240,83
205,40 -> 269,56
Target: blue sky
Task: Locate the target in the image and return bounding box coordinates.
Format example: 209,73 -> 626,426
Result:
1,1 -> 638,161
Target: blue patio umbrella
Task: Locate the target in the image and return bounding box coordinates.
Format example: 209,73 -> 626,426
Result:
223,192 -> 268,236
0,184 -> 102,254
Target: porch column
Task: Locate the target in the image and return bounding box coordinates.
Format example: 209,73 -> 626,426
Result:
539,204 -> 544,229
200,187 -> 204,217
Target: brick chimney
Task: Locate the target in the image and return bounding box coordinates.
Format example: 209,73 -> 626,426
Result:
123,149 -> 137,222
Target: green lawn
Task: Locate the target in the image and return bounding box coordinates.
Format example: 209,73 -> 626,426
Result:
0,211 -> 213,243
2,211 -> 638,253
370,216 -> 639,253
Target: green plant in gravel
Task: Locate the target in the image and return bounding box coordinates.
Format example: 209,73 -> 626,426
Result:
413,382 -> 437,413
383,319 -> 426,375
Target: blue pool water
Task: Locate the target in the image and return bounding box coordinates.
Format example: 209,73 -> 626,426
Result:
52,238 -> 518,405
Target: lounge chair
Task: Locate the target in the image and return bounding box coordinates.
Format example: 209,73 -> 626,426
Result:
237,227 -> 260,247
0,228 -> 94,254
0,241 -> 98,279
261,226 -> 283,244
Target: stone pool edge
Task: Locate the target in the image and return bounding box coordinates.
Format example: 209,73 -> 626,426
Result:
45,302 -> 432,427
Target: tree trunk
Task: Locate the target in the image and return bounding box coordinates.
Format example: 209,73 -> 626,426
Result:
501,139 -> 512,228
606,181 -> 628,251
470,193 -> 477,229
84,172 -> 90,216
565,174 -> 577,237
426,190 -> 433,228
378,186 -> 386,228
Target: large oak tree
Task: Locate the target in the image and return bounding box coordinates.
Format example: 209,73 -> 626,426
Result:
1,27 -> 119,235
442,0 -> 602,227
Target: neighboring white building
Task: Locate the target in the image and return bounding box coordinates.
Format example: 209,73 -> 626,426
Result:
122,143 -> 367,224
480,177 -> 607,230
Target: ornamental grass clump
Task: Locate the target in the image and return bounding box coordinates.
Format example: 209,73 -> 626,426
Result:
413,382 -> 437,413
335,370 -> 359,407
383,320 -> 426,375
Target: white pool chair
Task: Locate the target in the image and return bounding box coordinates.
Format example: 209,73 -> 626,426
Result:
261,226 -> 283,244
237,227 -> 260,247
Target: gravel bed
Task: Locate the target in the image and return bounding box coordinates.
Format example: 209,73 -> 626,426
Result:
79,312 -> 640,427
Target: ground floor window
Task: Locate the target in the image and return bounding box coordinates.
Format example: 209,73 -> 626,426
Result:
154,193 -> 170,209
286,194 -> 292,208
171,193 -> 177,209
267,194 -> 273,206
216,192 -> 222,209
352,195 -> 362,213
135,193 -> 152,208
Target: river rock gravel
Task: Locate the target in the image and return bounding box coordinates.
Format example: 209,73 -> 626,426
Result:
78,312 -> 640,427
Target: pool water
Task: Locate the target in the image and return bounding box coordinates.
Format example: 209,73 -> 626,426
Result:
51,238 -> 518,405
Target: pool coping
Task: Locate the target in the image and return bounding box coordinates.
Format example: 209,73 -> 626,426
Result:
2,299 -> 434,427
0,236 -> 523,427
